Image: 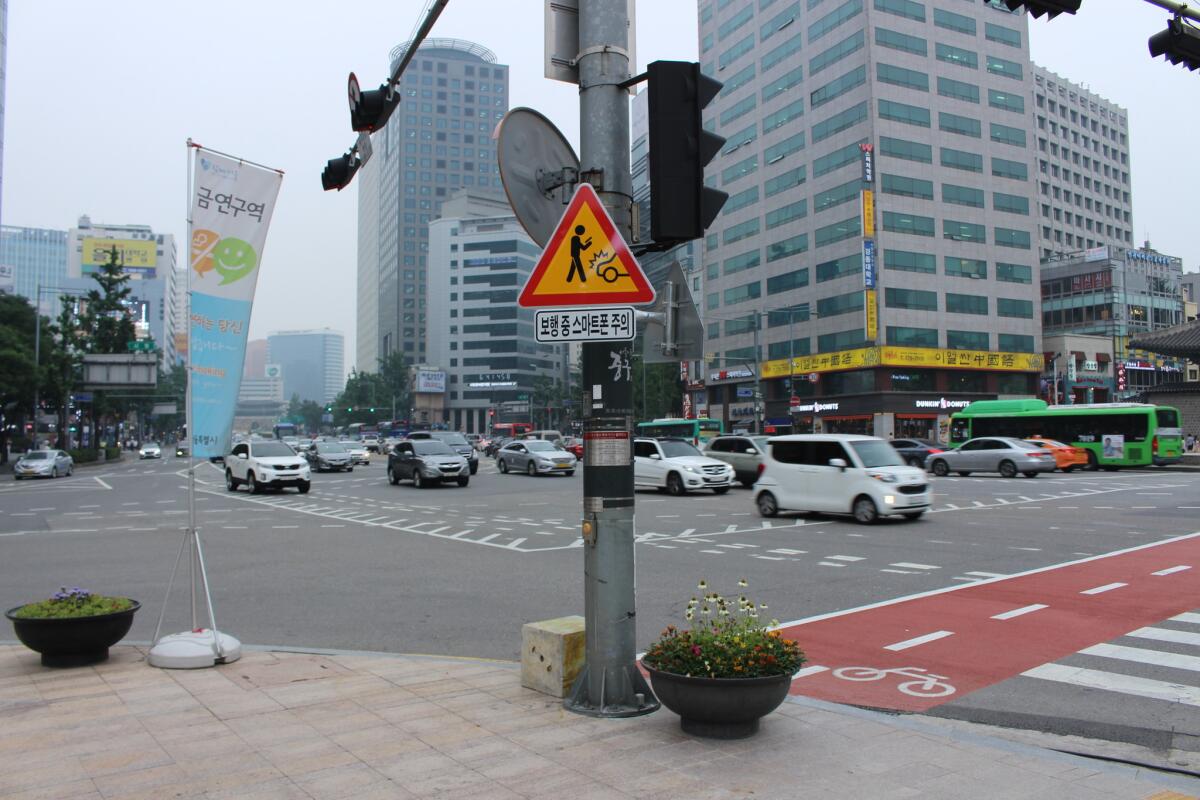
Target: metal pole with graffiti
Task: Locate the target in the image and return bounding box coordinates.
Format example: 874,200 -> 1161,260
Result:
149,141 -> 283,670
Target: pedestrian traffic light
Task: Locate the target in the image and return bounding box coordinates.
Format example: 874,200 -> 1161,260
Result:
1002,0 -> 1080,18
321,152 -> 360,192
647,61 -> 728,245
1149,16 -> 1200,71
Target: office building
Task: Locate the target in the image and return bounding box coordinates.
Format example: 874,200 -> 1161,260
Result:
1041,243 -> 1185,399
695,0 -> 1043,440
66,216 -> 180,367
426,191 -> 568,434
267,329 -> 344,405
357,38 -> 509,370
243,339 -> 268,380
0,0 -> 6,231
0,225 -> 68,305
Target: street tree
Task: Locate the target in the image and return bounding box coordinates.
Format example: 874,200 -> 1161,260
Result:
0,293 -> 38,460
76,247 -> 140,447
377,351 -> 410,420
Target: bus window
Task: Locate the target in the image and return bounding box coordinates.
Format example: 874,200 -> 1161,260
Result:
949,418 -> 970,443
1156,408 -> 1180,430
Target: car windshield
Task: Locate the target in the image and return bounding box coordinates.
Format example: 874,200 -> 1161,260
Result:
144,442 -> 159,448
316,443 -> 346,454
253,442 -> 295,457
413,441 -> 455,455
526,441 -> 559,453
23,452 -> 50,460
849,441 -> 904,468
659,440 -> 701,458
435,433 -> 469,446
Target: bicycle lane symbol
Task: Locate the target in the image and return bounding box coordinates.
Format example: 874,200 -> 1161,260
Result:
791,664 -> 958,708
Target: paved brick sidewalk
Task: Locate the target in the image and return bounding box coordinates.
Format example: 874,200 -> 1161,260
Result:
0,644 -> 1196,799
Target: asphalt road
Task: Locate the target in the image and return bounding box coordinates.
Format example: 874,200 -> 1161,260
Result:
2,452 -> 1198,761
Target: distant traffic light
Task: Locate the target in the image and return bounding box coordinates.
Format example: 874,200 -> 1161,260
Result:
647,61 -> 728,245
321,152 -> 360,192
1002,0 -> 1081,18
1149,16 -> 1200,71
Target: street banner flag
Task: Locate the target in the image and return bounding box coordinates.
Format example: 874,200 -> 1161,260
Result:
187,148 -> 282,458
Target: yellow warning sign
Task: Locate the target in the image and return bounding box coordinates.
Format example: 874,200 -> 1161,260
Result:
518,183 -> 655,307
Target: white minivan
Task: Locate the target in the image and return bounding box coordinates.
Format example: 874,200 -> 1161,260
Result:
753,434 -> 930,524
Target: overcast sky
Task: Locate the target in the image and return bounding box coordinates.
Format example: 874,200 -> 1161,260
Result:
4,1 -> 1196,376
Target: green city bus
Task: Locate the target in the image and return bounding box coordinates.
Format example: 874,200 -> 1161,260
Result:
635,418 -> 724,446
949,399 -> 1183,469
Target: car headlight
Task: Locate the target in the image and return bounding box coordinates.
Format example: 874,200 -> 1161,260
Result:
683,465 -> 700,473
868,472 -> 898,483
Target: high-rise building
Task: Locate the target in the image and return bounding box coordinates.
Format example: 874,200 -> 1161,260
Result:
266,329 -> 344,405
1031,65 -> 1133,260
66,216 -> 180,367
357,38 -> 509,372
243,339 -> 268,380
426,191 -> 568,434
695,0 -> 1043,440
0,225 -> 68,305
0,0 -> 7,231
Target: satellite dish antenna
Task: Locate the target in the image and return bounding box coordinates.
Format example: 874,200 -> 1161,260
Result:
496,108 -> 580,248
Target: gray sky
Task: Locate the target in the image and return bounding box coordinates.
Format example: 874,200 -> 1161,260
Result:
4,2 -> 1196,376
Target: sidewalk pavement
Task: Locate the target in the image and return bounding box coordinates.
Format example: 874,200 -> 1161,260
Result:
1,644 -> 1197,800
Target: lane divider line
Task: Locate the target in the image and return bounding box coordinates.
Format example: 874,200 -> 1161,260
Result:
884,630 -> 955,651
991,603 -> 1048,621
1080,582 -> 1128,595
1153,565 -> 1192,576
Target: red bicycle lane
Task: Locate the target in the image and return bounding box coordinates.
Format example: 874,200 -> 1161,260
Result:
778,532 -> 1200,712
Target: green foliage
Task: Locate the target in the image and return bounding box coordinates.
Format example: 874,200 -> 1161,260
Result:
68,449 -> 99,463
78,247 -> 135,355
0,294 -> 38,414
12,588 -> 134,619
103,446 -> 122,461
643,579 -> 805,679
332,369 -> 392,427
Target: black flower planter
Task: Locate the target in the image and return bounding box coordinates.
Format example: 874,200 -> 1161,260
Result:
6,601 -> 140,667
643,661 -> 793,739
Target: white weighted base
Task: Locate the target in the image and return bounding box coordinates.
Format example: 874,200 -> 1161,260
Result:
148,629 -> 242,669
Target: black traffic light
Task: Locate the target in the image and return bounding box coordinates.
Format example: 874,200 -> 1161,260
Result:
350,83 -> 393,132
1002,0 -> 1081,18
321,152 -> 360,192
647,61 -> 728,245
1149,17 -> 1200,71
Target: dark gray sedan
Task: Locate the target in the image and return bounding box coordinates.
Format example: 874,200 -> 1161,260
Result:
927,437 -> 1057,478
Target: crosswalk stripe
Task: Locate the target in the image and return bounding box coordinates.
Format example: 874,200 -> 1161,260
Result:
1171,612 -> 1200,625
1079,643 -> 1200,673
1023,663 -> 1200,707
1128,627 -> 1200,647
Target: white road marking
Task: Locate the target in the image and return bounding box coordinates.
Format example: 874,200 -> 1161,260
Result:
222,526 -> 248,529
880,568 -> 918,574
793,665 -> 830,678
1022,663 -> 1200,707
819,562 -> 847,567
504,538 -> 527,549
826,555 -> 865,562
884,630 -> 954,651
769,549 -> 807,555
1010,547 -> 1042,552
991,604 -> 1048,620
272,525 -> 299,529
1080,643 -> 1200,673
1128,627 -> 1200,647
891,562 -> 939,570
320,524 -> 345,528
29,507 -> 54,512
94,477 -> 111,489
753,555 -> 785,561
476,533 -> 501,543
1080,582 -> 1127,595
1152,565 -> 1191,576
1172,612 -> 1200,624
701,549 -> 725,554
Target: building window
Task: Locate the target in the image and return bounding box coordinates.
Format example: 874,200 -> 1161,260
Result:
723,249 -> 761,275
992,157 -> 1028,181
764,131 -> 805,163
813,138 -> 869,177
762,33 -> 804,73
814,178 -> 862,210
721,155 -> 759,184
947,329 -> 988,350
944,256 -> 987,279
725,186 -> 760,213
876,63 -> 929,92
724,218 -> 761,245
993,192 -> 1029,215
814,216 -> 862,247
765,65 -> 806,103
886,326 -> 938,348
810,65 -> 866,108
724,281 -> 762,305
985,22 -> 1022,48
763,98 -> 806,132
818,327 -> 867,352
998,334 -> 1035,352
884,249 -> 936,273
874,0 -> 925,23
812,102 -> 867,143
933,7 -> 975,35
879,136 -> 932,163
817,290 -> 864,317
945,293 -> 988,315
941,147 -> 983,173
808,0 -> 863,42
944,219 -> 986,243
875,27 -> 927,57
939,111 -> 981,138
986,55 -> 1024,80
767,234 -> 809,261
765,199 -> 808,228
815,253 -> 862,282
809,29 -> 864,76
719,34 -> 755,70
997,298 -> 1033,318
994,227 -> 1031,249
935,42 -> 978,70
881,173 -> 934,200
764,166 -> 807,197
988,89 -> 1025,114
878,99 -> 931,128
766,268 -> 810,294
937,76 -> 980,104
996,262 -> 1032,284
941,183 -> 985,208
882,212 -> 935,237
885,287 -> 937,311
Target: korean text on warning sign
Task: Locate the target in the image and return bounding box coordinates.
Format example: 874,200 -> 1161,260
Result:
535,307 -> 636,343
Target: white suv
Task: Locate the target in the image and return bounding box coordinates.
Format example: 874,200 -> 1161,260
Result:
225,440 -> 311,494
754,434 -> 929,524
634,437 -> 734,495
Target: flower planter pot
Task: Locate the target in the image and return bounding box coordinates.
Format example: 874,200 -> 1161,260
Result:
5,601 -> 140,667
643,661 -> 792,739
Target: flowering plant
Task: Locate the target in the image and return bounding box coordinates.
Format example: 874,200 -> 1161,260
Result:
10,587 -> 135,619
643,579 -> 805,679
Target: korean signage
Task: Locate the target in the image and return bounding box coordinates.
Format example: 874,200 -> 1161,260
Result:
464,256 -> 518,267
81,237 -> 158,276
861,190 -> 875,237
415,371 -> 447,393
1070,271 -> 1113,292
188,148 -> 283,458
709,367 -> 755,382
760,346 -> 1044,379
534,306 -> 635,342
1126,249 -> 1173,266
860,142 -> 874,184
862,239 -> 876,289
1084,246 -> 1109,263
865,289 -> 878,341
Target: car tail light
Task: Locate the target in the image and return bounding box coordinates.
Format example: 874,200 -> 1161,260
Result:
1152,436 -> 1159,454
928,448 -> 943,454
757,462 -> 766,478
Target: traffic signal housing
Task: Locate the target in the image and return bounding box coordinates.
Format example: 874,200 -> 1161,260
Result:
1149,17 -> 1200,71
350,84 -> 393,132
321,152 -> 360,192
647,61 -> 728,245
1002,0 -> 1081,18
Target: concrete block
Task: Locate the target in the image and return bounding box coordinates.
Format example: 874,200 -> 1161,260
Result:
520,616 -> 585,698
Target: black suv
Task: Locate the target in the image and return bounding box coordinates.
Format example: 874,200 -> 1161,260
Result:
407,431 -> 479,475
387,439 -> 470,488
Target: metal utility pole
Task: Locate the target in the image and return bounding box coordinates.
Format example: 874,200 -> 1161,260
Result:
564,0 -> 658,718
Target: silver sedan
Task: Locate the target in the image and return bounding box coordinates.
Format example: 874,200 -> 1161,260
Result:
927,437 -> 1057,478
496,440 -> 577,476
13,449 -> 74,480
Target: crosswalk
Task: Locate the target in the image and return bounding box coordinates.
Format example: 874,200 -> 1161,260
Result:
1021,611 -> 1200,708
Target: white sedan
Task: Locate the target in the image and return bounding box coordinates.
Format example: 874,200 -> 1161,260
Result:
634,437 -> 733,495
339,441 -> 371,466
138,442 -> 162,459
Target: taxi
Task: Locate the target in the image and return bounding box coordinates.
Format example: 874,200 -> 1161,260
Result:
1024,437 -> 1090,472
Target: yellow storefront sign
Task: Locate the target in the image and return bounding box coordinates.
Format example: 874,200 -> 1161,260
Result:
80,237 -> 157,270
861,189 -> 875,237
761,346 -> 1044,379
864,289 -> 877,341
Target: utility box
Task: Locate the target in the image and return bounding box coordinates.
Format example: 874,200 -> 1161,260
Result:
521,615 -> 585,698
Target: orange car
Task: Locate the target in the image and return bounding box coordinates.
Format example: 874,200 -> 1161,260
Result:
1024,437 -> 1089,472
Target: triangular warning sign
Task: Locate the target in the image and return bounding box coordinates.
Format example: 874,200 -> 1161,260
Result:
518,183 -> 655,308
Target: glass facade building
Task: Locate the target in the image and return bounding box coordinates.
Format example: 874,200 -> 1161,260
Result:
0,225 -> 68,305
267,329 -> 345,406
